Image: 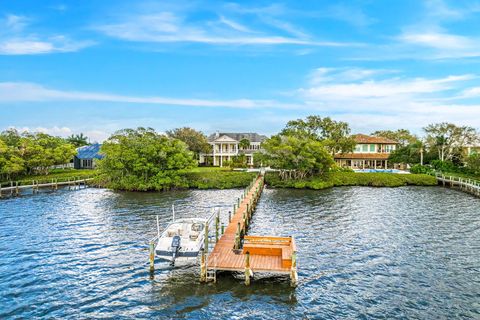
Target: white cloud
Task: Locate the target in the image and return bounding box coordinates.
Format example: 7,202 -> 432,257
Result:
461,87 -> 480,98
0,13 -> 94,55
295,67 -> 480,131
4,14 -> 29,31
96,11 -> 354,47
0,82 -> 300,109
301,68 -> 474,100
218,16 -> 253,33
6,126 -> 111,142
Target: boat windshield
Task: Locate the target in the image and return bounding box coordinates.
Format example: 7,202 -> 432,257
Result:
191,223 -> 204,232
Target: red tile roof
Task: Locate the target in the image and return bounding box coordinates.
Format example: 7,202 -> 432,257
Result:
353,134 -> 398,144
334,153 -> 390,160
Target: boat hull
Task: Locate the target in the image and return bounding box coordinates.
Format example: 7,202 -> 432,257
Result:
155,250 -> 200,262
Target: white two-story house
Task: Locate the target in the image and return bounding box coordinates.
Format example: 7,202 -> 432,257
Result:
199,132 -> 267,167
334,134 -> 398,169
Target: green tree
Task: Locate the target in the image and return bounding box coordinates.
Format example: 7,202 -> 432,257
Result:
0,140 -> 25,180
424,123 -> 479,162
239,138 -> 250,150
99,127 -> 196,190
371,129 -> 418,147
388,141 -> 423,164
281,116 -> 356,155
67,133 -> 89,147
19,133 -> 76,175
166,127 -> 211,159
257,134 -> 334,180
466,153 -> 480,175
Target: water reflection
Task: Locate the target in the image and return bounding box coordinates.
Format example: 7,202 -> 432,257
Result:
0,186 -> 479,319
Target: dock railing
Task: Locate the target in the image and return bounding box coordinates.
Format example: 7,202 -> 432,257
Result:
435,173 -> 480,197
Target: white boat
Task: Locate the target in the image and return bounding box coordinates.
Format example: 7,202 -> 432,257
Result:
155,217 -> 207,264
152,205 -> 214,265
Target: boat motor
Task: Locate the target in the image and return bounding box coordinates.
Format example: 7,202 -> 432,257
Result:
170,235 -> 181,265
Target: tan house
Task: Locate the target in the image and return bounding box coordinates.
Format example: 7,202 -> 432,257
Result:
335,134 -> 399,169
200,132 -> 267,167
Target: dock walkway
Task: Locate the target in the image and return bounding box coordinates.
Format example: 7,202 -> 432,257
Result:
0,178 -> 91,198
202,174 -> 297,286
436,173 -> 480,197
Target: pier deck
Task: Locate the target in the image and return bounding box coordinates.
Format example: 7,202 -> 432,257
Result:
203,175 -> 297,285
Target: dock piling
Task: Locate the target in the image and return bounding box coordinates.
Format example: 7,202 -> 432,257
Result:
149,240 -> 155,274
290,251 -> 298,287
245,251 -> 251,286
204,222 -> 209,253
200,248 -> 206,282
215,211 -> 220,242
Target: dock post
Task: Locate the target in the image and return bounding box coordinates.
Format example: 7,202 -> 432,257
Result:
0,185 -> 2,198
215,212 -> 219,243
149,240 -> 155,274
290,251 -> 298,287
233,204 -> 236,214
15,181 -> 19,196
237,198 -> 240,207
228,211 -> 231,223
204,222 -> 209,253
55,179 -> 58,191
234,222 -> 241,249
246,203 -> 250,217
221,223 -> 225,235
200,248 -> 206,282
243,211 -> 247,231
245,251 -> 251,286
10,181 -> 13,196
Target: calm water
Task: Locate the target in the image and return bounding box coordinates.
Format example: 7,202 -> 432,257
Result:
0,186 -> 479,319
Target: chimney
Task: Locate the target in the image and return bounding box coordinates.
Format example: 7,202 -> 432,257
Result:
215,131 -> 220,138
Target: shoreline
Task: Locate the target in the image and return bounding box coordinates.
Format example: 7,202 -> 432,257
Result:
92,171 -> 438,192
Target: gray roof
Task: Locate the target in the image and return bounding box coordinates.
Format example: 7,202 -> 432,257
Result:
208,132 -> 268,143
76,143 -> 104,160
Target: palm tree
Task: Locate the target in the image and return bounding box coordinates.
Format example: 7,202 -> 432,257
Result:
67,133 -> 89,147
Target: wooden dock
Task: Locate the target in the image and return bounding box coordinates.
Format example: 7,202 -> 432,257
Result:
0,178 -> 91,198
436,173 -> 480,197
201,174 -> 298,286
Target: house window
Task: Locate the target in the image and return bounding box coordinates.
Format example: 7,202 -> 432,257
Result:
82,159 -> 93,168
362,144 -> 368,152
355,145 -> 362,152
370,144 -> 375,152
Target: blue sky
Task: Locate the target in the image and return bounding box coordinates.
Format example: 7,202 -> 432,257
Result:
1,0 -> 480,141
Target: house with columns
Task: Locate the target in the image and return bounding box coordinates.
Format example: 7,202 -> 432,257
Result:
199,132 -> 267,167
334,134 -> 398,169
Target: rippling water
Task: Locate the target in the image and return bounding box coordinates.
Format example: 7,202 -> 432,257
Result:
0,186 -> 479,319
